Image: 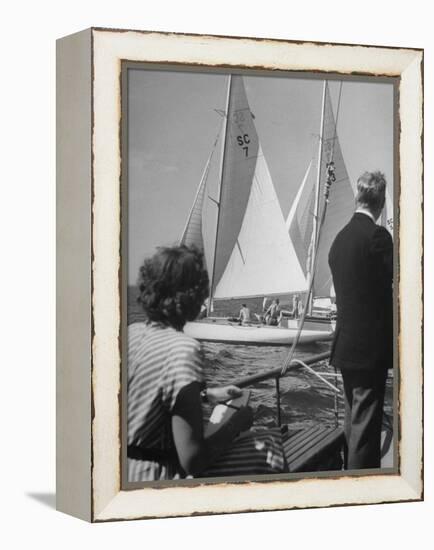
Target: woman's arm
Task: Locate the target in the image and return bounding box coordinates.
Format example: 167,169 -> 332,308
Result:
171,382 -> 252,476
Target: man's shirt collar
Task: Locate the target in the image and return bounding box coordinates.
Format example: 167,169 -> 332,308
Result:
355,208 -> 376,223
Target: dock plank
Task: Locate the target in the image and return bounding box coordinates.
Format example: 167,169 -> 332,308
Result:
286,428 -> 335,463
283,425 -> 325,457
283,424 -> 344,472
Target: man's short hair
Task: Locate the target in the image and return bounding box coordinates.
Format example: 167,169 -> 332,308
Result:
356,171 -> 386,211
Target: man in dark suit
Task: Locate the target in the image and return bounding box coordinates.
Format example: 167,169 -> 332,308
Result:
328,171 -> 393,469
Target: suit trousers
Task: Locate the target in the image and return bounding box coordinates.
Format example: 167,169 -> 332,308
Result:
341,367 -> 387,470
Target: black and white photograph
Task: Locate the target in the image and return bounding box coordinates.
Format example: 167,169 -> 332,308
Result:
1,0 -> 430,538
123,66 -> 396,485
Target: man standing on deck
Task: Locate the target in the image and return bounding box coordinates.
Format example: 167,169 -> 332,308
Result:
328,171 -> 393,470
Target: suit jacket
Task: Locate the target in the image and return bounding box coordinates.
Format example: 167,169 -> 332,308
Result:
328,212 -> 393,371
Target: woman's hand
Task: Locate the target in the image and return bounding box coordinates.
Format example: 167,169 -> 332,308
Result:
206,385 -> 243,404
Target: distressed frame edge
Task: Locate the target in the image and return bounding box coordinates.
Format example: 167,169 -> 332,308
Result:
56,28 -> 93,522
90,29 -> 423,522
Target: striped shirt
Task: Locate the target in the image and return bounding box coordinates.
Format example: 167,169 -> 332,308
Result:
127,321 -> 204,481
127,321 -> 286,481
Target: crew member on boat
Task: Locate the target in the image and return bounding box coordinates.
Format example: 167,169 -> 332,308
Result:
198,297 -> 208,319
329,171 -> 393,470
292,294 -> 300,319
238,304 -> 251,325
127,245 -> 287,481
264,298 -> 281,326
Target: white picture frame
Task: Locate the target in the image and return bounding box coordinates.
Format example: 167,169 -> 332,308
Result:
56,27 -> 423,522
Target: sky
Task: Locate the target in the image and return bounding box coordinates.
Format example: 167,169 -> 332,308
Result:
127,68 -> 394,284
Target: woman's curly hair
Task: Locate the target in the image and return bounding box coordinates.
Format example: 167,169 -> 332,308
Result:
137,245 -> 209,330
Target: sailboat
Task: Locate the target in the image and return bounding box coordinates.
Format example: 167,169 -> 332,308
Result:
182,75 -> 333,346
287,81 -> 394,322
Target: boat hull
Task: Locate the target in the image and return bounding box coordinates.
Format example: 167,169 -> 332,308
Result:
184,320 -> 333,346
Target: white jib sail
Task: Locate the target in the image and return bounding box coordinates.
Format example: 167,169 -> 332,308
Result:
214,145 -> 308,299
286,160 -> 313,230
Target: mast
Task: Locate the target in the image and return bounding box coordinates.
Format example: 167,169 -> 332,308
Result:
207,74 -> 232,315
307,80 -> 327,315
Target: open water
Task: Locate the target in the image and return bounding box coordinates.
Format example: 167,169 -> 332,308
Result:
128,287 -> 393,431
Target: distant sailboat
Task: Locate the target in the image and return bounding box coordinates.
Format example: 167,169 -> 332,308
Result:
287,81 -> 394,314
182,75 -> 332,345
287,82 -> 357,314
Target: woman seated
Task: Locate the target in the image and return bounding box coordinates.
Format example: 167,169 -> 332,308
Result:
128,245 -> 286,481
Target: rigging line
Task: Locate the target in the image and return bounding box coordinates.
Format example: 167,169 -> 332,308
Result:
280,82 -> 328,374
207,195 -> 219,207
280,164 -> 334,377
307,80 -> 327,316
236,240 -> 246,264
291,359 -> 341,394
330,81 -> 344,163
